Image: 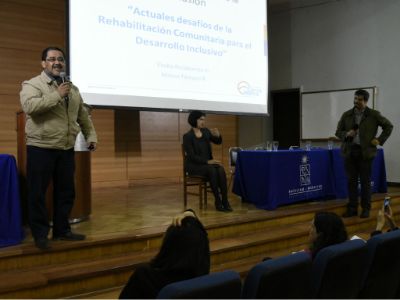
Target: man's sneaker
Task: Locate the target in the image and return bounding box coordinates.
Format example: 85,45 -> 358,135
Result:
342,210 -> 358,218
360,210 -> 370,218
53,231 -> 86,241
35,238 -> 51,250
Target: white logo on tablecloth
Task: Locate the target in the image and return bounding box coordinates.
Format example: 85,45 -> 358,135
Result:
300,155 -> 311,186
288,155 -> 323,197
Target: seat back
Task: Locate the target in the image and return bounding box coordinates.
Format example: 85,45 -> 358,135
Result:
228,147 -> 242,170
156,270 -> 242,299
311,239 -> 368,298
228,147 -> 242,190
181,144 -> 188,178
242,252 -> 312,299
359,229 -> 400,298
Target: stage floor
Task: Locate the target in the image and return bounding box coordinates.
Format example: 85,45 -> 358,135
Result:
19,184 -> 327,242
20,184 -> 400,244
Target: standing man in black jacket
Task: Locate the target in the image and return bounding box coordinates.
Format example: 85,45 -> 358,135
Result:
336,89 -> 393,218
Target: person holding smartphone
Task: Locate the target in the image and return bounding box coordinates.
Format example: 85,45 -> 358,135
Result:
371,198 -> 398,237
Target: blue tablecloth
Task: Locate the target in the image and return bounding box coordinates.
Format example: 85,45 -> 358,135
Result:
331,148 -> 387,198
233,148 -> 387,210
0,154 -> 24,247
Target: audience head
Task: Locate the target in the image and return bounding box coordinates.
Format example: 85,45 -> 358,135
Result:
308,211 -> 348,258
151,212 -> 210,277
188,110 -> 206,128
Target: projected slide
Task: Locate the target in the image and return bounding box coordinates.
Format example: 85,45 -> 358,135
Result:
69,0 -> 268,114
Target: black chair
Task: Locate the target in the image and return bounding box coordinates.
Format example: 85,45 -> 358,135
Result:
181,144 -> 208,209
311,239 -> 368,298
359,229 -> 400,298
242,252 -> 312,299
227,147 -> 242,190
157,270 -> 242,299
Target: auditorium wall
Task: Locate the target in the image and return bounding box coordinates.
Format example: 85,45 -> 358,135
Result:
0,0 -> 239,187
269,0 -> 400,182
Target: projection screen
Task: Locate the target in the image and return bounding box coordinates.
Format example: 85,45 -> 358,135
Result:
68,0 -> 268,114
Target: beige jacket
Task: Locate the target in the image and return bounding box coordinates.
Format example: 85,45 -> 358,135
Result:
20,71 -> 97,150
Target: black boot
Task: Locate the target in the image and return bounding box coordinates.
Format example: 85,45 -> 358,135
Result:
215,198 -> 225,212
342,208 -> 357,218
222,200 -> 233,212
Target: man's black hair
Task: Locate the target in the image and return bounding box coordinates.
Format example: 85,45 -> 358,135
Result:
355,89 -> 370,101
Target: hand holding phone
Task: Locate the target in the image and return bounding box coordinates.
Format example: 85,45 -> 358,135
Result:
384,197 -> 391,213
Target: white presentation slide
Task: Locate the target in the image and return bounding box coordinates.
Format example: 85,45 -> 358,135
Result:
69,0 -> 268,114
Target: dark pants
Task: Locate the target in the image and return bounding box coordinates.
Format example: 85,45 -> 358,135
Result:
26,146 -> 75,240
187,164 -> 228,205
344,144 -> 373,212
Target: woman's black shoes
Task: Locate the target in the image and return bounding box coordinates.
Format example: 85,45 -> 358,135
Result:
215,203 -> 226,212
223,202 -> 233,212
215,201 -> 233,212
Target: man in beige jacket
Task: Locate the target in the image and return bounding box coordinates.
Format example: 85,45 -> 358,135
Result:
20,47 -> 97,250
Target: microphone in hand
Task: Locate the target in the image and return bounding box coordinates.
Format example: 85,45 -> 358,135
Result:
59,71 -> 70,104
345,124 -> 359,142
59,71 -> 68,83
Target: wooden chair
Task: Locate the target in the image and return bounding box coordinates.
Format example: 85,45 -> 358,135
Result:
181,145 -> 208,209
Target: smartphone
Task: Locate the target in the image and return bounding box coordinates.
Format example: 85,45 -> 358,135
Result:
384,198 -> 391,212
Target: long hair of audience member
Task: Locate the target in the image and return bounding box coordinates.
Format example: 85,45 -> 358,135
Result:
151,216 -> 210,277
310,212 -> 348,258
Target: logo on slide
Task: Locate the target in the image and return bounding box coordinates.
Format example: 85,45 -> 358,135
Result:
300,155 -> 311,186
237,81 -> 261,96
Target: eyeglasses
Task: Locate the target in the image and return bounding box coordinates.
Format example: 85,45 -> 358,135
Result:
46,57 -> 65,63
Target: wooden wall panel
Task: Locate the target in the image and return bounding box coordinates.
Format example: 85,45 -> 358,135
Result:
0,1 -> 64,52
128,141 -> 182,180
0,96 -> 20,158
0,48 -> 42,95
0,0 -> 239,187
140,112 -> 180,141
90,110 -> 128,185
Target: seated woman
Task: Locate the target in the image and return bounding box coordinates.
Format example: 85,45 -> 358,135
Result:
307,211 -> 348,259
183,110 -> 232,212
119,209 -> 210,299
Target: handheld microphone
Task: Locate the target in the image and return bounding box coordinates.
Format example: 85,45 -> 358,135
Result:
59,71 -> 67,83
345,124 -> 359,142
59,72 -> 69,105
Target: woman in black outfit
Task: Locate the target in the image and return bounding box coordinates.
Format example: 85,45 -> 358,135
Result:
119,209 -> 210,299
182,110 -> 232,212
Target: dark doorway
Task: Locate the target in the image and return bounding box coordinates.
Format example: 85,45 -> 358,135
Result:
271,88 -> 300,149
